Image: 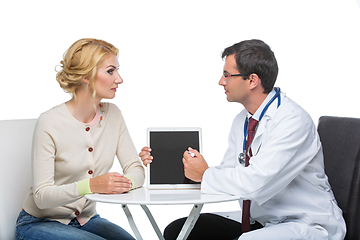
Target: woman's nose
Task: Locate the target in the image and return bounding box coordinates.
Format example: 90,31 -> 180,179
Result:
115,73 -> 123,84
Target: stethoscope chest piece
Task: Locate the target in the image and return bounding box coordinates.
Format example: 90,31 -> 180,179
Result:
238,152 -> 246,164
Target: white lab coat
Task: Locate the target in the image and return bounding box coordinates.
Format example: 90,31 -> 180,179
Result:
201,91 -> 346,240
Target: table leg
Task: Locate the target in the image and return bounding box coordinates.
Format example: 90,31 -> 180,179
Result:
141,205 -> 165,240
121,204 -> 143,240
122,203 -> 203,240
176,204 -> 203,240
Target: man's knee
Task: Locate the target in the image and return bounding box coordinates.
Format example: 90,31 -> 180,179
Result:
163,217 -> 187,240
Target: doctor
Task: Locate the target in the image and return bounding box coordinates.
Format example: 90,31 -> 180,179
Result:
140,39 -> 346,240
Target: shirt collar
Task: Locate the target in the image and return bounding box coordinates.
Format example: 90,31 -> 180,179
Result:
247,88 -> 277,121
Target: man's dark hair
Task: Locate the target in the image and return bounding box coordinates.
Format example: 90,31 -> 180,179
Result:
221,39 -> 278,93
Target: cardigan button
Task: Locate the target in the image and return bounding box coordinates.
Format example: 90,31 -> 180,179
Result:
88,170 -> 93,175
88,147 -> 93,152
85,127 -> 90,131
75,211 -> 80,216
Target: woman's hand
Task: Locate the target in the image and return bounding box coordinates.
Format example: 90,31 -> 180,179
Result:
89,172 -> 132,194
139,146 -> 153,167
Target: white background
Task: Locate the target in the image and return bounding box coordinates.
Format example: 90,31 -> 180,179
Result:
1,0 -> 360,239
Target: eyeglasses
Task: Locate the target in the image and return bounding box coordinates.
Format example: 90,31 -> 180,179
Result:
223,72 -> 248,82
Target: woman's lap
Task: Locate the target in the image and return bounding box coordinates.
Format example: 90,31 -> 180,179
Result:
16,210 -> 134,240
81,214 -> 134,240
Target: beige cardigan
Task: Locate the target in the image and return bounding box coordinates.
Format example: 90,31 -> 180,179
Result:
22,102 -> 145,224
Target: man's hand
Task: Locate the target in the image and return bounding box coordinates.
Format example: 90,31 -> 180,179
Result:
182,147 -> 209,182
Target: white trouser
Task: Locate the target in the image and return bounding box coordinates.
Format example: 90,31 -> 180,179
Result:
239,221 -> 327,240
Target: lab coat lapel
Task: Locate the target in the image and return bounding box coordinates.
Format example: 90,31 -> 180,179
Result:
251,118 -> 267,156
251,93 -> 281,155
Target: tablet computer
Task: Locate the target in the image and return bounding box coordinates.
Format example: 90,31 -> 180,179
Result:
146,127 -> 202,190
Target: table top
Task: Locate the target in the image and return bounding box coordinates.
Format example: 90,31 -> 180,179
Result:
85,187 -> 240,205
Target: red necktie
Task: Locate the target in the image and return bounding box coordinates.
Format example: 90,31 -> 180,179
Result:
242,117 -> 258,233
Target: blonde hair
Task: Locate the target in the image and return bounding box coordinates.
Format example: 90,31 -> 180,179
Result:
56,38 -> 119,99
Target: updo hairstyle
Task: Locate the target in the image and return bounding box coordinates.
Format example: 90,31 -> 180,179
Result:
56,38 -> 119,98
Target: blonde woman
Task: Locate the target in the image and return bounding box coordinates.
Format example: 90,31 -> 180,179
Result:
15,38 -> 144,240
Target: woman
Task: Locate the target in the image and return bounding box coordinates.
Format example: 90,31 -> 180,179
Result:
16,38 -> 144,240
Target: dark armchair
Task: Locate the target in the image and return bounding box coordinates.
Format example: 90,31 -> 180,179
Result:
318,116 -> 360,240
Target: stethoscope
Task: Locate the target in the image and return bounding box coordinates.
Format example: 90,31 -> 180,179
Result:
238,87 -> 281,164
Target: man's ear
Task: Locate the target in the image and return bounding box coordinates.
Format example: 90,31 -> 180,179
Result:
248,73 -> 261,90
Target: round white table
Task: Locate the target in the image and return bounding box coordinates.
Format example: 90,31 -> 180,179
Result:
86,187 -> 240,240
